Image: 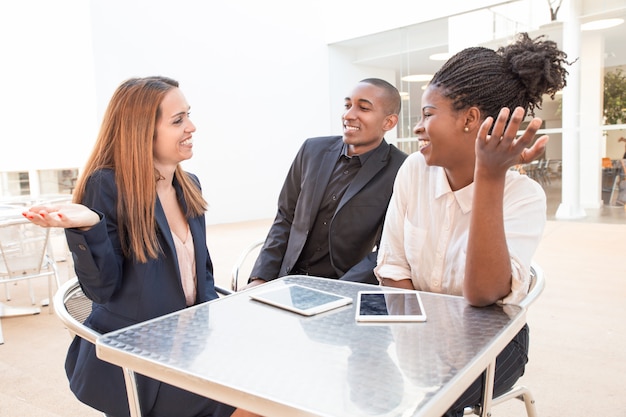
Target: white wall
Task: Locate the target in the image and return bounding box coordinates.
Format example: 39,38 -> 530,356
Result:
1,0 -> 553,223
327,46 -> 398,143
88,0 -> 336,225
0,0 -> 97,172
87,0 -> 512,225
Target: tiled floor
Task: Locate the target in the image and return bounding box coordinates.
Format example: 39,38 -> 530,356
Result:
1,179 -> 625,417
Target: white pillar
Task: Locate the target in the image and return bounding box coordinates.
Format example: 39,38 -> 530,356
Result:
28,169 -> 40,200
579,31 -> 605,208
0,172 -> 8,198
556,0 -> 586,219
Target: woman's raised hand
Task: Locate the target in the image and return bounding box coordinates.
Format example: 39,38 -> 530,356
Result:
22,203 -> 100,230
475,106 -> 549,175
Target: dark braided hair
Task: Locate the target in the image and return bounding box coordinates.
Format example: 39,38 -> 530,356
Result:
429,32 -> 570,119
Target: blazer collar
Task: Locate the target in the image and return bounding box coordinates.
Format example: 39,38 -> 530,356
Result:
154,175 -> 195,262
336,139 -> 390,212
308,138 -> 345,218
154,175 -> 208,299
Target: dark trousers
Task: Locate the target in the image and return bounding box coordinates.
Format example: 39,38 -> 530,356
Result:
444,323 -> 530,417
103,382 -> 237,417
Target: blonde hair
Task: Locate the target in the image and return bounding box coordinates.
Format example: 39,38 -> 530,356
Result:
73,76 -> 207,263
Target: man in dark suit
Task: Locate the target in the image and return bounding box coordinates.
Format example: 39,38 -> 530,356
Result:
248,78 -> 408,286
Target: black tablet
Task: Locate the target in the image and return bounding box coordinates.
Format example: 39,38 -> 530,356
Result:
250,284 -> 353,316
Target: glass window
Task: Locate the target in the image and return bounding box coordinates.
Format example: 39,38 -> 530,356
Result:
38,168 -> 78,195
329,3 -> 626,162
0,171 -> 30,198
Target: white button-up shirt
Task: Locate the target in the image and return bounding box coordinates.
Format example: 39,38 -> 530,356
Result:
374,152 -> 546,305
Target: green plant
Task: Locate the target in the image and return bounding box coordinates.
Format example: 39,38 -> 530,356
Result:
604,68 -> 626,124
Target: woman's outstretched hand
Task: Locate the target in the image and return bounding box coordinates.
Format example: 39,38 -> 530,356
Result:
22,203 -> 99,230
475,106 -> 549,175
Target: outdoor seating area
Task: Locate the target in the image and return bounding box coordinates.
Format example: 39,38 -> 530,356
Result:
602,159 -> 626,207
511,159 -> 561,188
0,181 -> 625,416
0,219 -> 62,344
4,1 -> 626,415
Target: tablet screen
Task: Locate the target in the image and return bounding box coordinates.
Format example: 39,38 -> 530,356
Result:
356,291 -> 427,322
250,284 -> 353,316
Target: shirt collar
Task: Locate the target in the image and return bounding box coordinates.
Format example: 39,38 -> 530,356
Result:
434,167 -> 474,214
340,141 -> 379,166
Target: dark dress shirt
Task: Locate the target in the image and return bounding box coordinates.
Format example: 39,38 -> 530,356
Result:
294,145 -> 372,277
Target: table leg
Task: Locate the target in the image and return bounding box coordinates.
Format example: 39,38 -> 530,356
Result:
122,367 -> 143,417
481,360 -> 496,417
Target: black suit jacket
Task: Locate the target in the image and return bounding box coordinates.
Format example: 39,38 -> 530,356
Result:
251,136 -> 407,285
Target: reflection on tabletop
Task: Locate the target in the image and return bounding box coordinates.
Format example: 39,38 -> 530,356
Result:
95,276 -> 525,417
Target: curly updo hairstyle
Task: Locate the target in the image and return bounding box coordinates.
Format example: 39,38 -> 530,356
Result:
429,32 -> 571,119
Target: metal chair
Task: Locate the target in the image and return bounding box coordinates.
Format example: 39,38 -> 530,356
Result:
54,277 -> 143,417
539,159 -> 552,186
54,277 -> 233,416
0,219 -> 61,344
230,239 -> 264,291
215,285 -> 233,297
464,262 -> 545,417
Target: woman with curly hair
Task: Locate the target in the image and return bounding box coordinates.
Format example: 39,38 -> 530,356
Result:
374,33 -> 570,415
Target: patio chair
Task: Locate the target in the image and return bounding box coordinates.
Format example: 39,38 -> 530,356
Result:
0,219 -> 61,344
230,239 -> 264,291
54,277 -> 142,417
464,262 -> 545,417
54,276 -> 232,416
538,158 -> 551,185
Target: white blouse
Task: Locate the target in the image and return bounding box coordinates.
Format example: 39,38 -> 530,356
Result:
374,152 -> 546,305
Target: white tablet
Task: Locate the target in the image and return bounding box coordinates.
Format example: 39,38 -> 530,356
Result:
355,290 -> 427,322
250,284 -> 353,316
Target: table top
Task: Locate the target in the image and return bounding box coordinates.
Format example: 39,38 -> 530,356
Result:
96,276 -> 525,417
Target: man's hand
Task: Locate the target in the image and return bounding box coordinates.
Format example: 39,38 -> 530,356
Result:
241,278 -> 267,291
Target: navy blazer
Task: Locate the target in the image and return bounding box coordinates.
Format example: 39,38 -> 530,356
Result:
64,169 -> 221,416
251,136 -> 407,285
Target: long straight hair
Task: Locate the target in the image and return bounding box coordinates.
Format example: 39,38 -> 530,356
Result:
73,76 -> 207,263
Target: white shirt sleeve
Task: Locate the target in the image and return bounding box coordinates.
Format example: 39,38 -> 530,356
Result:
375,154 -> 420,283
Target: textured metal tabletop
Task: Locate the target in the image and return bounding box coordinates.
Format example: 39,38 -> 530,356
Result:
96,276 -> 524,417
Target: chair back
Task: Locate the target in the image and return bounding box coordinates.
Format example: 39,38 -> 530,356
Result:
464,262 -> 546,416
521,262 -> 545,309
53,277 -> 100,343
230,239 -> 265,291
0,220 -> 49,278
53,277 -> 144,416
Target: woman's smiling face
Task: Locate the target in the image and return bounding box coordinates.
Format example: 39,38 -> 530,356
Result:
414,85 -> 474,170
153,88 -> 196,170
